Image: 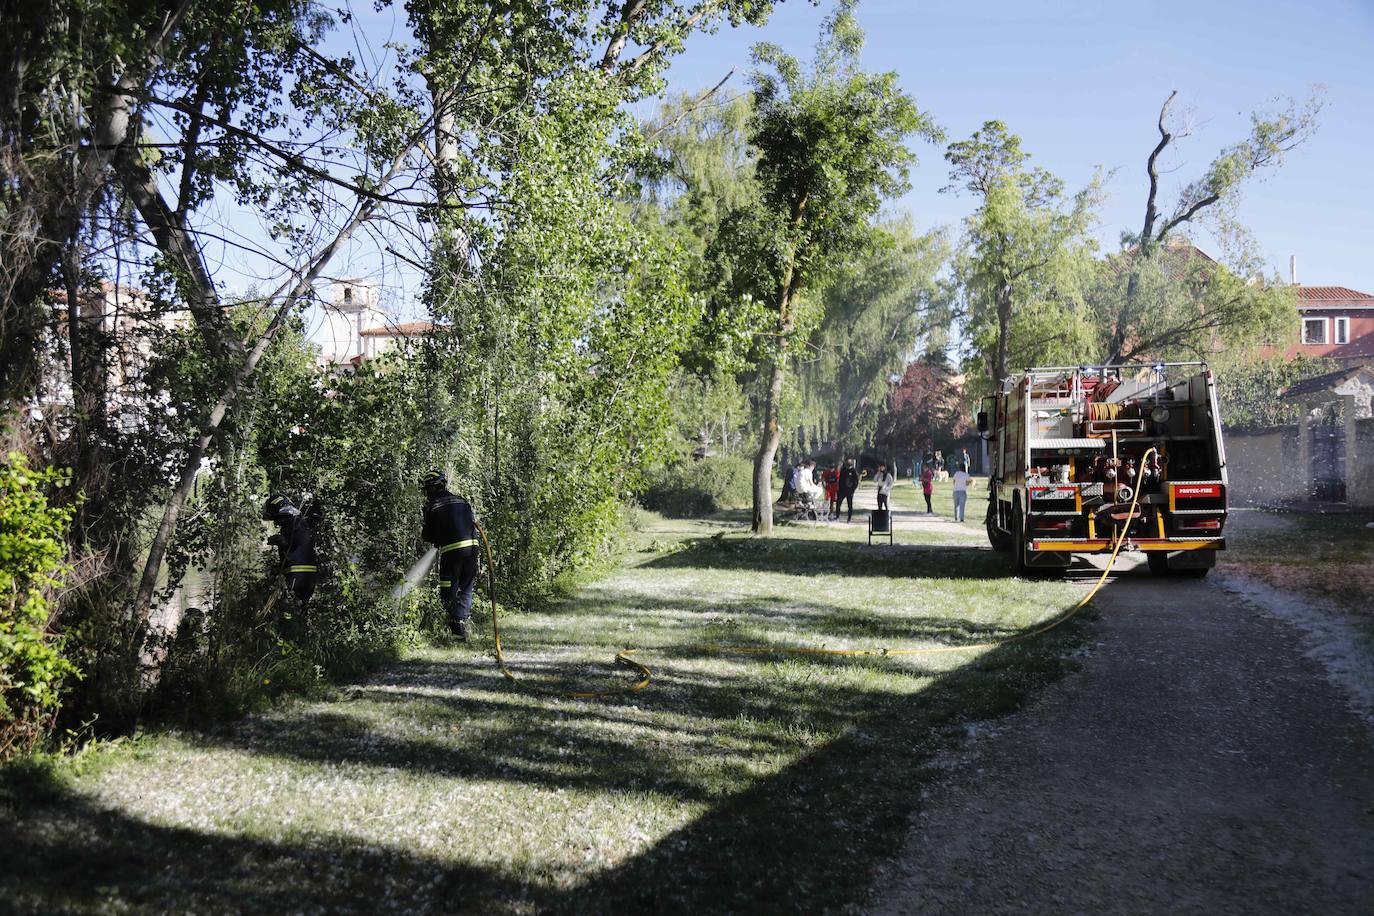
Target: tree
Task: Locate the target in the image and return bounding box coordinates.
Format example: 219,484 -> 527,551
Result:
945,120 -> 1100,391
1100,89 -> 1321,363
407,2 -> 794,599
711,3 -> 940,535
875,358 -> 968,457
794,219 -> 951,455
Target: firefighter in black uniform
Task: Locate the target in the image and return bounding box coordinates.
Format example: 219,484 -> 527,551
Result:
421,470 -> 478,641
263,494 -> 318,639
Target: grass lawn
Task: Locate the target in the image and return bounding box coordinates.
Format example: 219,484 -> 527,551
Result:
1224,508 -> 1374,620
2,492 -> 1088,914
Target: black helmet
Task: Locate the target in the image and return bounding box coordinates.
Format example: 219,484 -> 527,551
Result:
263,493 -> 295,520
421,469 -> 447,493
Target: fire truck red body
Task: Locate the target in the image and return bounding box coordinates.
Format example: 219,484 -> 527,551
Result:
979,363 -> 1228,576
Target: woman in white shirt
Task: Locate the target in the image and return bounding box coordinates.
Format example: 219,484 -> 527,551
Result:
951,463 -> 971,522
874,462 -> 895,511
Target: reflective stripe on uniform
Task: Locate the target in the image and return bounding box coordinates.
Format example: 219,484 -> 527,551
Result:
286,564 -> 318,573
439,539 -> 477,554
438,580 -> 452,588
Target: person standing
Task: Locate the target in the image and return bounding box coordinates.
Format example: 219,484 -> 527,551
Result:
951,462 -> 971,522
838,458 -> 860,522
263,494 -> 318,640
780,460 -> 797,505
960,447 -> 972,475
920,462 -> 935,515
823,464 -> 840,519
874,462 -> 895,512
421,470 -> 479,641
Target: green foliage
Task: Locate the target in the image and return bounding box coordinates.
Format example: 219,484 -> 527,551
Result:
422,59 -> 704,604
795,219 -> 952,452
1212,352 -> 1338,430
1088,243 -> 1299,364
0,452 -> 77,759
946,120 -> 1101,388
639,456 -> 754,517
696,4 -> 940,532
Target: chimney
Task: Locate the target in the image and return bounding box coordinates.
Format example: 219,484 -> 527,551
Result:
1290,255 -> 1298,285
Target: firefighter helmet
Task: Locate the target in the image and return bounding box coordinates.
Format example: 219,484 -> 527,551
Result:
421,469 -> 447,493
263,493 -> 295,520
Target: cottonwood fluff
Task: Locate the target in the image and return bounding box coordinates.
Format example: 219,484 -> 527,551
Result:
390,547 -> 438,600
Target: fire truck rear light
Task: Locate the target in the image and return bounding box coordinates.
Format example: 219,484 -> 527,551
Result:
1178,519 -> 1222,530
1034,520 -> 1071,530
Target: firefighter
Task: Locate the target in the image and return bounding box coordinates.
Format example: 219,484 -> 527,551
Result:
420,470 -> 478,641
262,493 -> 318,639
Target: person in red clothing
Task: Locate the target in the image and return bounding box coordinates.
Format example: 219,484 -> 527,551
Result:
920,462 -> 935,515
822,465 -> 840,519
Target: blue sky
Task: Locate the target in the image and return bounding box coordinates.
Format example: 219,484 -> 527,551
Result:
656,0 -> 1374,292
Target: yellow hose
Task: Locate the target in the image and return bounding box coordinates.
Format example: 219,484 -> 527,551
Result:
475,448 -> 1154,700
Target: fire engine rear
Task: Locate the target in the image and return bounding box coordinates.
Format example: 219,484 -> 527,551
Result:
978,362 -> 1228,576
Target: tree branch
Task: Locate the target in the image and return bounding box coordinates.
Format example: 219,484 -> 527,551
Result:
622,3 -> 717,77
643,68 -> 735,142
1155,191 -> 1220,241
600,1 -> 649,71
1141,89 -> 1177,248
116,126 -> 244,359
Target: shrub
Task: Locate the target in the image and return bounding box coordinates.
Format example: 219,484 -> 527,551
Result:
639,455 -> 753,517
1,452 -> 77,760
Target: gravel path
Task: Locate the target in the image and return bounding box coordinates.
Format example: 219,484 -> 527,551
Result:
867,556 -> 1374,914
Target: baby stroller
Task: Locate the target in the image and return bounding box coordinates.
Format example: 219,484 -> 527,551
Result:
792,488 -> 823,522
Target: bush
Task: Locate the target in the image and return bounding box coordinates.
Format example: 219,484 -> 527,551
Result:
1,452 -> 77,760
639,455 -> 753,517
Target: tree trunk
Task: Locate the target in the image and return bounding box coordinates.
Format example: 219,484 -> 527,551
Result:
991,282 -> 1012,390
752,353 -> 786,535
750,194 -> 808,535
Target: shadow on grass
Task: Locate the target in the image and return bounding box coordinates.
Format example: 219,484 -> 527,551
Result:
0,778 -> 522,914
0,564 -> 1127,913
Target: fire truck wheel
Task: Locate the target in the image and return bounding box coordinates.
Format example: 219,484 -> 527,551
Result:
1147,552 -> 1170,575
1012,505 -> 1029,576
986,504 -> 1012,552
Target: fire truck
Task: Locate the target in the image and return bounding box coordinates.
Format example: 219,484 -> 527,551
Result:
978,362 -> 1228,577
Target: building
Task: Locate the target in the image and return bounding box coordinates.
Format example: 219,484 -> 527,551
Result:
1287,283 -> 1374,364
318,279 -> 434,366
357,320 -> 434,362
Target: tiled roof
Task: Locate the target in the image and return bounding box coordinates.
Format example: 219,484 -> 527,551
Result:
359,320 -> 434,337
1296,285 -> 1374,303
1280,364 -> 1374,399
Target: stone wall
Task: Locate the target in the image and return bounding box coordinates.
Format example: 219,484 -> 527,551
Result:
1353,418 -> 1374,507
1224,426 -> 1303,507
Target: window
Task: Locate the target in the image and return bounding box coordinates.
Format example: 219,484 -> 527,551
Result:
1335,316 -> 1350,345
343,286 -> 353,303
1302,317 -> 1328,345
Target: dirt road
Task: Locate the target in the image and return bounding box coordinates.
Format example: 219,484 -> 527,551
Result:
868,556 -> 1374,914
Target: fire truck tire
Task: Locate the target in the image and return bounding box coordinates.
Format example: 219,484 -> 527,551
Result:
1147,552 -> 1170,575
986,503 -> 1012,552
1012,504 -> 1030,576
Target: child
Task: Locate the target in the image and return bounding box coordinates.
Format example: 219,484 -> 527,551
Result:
920,463 -> 935,515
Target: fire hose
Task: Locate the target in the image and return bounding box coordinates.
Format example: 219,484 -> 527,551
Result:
473,448 -> 1156,700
